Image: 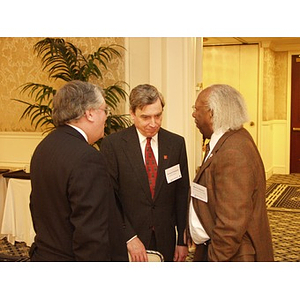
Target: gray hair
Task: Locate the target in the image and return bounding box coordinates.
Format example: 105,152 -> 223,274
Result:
129,84 -> 165,113
52,80 -> 105,126
206,84 -> 249,132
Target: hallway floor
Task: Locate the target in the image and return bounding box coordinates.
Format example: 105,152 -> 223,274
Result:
266,173 -> 300,261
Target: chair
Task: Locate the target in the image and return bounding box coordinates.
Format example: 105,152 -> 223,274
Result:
128,250 -> 164,262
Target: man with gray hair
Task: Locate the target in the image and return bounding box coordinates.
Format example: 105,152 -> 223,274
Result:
188,84 -> 274,261
29,80 -> 127,261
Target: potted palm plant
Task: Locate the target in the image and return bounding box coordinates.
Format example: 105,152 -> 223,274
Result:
13,37 -> 131,147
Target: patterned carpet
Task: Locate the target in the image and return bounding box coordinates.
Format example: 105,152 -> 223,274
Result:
1,173 -> 300,262
0,237 -> 29,261
266,173 -> 300,262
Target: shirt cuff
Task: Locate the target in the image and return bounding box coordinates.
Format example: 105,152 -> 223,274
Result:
126,235 -> 138,244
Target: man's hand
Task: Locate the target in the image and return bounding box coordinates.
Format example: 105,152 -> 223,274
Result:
127,237 -> 148,262
173,245 -> 188,262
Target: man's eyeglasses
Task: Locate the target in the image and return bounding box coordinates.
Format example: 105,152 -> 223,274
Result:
192,105 -> 209,113
99,106 -> 112,116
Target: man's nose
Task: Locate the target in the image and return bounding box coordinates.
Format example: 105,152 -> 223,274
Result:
149,117 -> 156,126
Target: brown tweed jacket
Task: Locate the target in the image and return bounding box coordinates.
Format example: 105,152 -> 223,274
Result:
191,128 -> 274,261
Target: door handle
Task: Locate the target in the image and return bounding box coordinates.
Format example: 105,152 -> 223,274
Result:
293,127 -> 300,131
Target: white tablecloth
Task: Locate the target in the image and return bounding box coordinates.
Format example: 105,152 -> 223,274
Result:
0,174 -> 8,239
0,178 -> 35,246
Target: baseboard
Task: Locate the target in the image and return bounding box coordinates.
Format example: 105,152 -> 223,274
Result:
265,167 -> 274,180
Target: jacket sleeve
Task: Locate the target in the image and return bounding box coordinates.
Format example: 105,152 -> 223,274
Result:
208,146 -> 255,261
100,137 -> 137,242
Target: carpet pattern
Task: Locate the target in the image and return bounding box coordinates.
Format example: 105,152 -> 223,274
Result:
0,237 -> 30,261
266,183 -> 300,211
267,210 -> 300,262
1,173 -> 300,262
266,173 -> 300,262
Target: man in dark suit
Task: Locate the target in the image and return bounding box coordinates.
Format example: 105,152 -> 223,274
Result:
101,84 -> 190,262
188,84 -> 274,261
29,80 -> 127,261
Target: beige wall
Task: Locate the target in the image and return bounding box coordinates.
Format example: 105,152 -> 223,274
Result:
0,37 -> 125,132
263,48 -> 288,121
262,47 -> 289,175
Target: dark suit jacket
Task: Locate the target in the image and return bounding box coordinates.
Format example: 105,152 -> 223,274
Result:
191,128 -> 274,261
101,125 -> 190,261
29,125 -> 127,261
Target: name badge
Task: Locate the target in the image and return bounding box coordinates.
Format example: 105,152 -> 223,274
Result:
191,182 -> 208,203
165,164 -> 182,184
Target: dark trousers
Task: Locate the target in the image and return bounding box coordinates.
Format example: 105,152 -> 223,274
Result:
193,244 -> 209,262
148,230 -> 157,251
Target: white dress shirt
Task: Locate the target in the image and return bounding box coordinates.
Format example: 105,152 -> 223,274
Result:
136,129 -> 158,165
189,129 -> 226,244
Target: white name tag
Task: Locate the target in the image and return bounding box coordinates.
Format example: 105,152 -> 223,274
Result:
165,164 -> 182,184
191,182 -> 208,203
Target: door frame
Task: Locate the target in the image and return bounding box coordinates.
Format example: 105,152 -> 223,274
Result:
287,51 -> 300,173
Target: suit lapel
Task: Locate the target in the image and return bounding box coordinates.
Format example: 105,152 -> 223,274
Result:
194,130 -> 237,183
154,129 -> 171,200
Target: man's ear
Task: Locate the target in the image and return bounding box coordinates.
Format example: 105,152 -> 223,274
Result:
85,109 -> 94,121
129,109 -> 135,120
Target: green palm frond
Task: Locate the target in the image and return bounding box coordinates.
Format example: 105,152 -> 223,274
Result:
34,38 -> 124,82
12,37 -> 130,141
94,113 -> 132,148
89,44 -> 124,69
19,83 -> 56,105
105,114 -> 132,135
34,38 -> 83,81
104,81 -> 129,110
13,99 -> 54,131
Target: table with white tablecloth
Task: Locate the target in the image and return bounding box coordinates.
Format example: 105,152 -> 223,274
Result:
0,172 -> 35,246
0,170 -> 9,239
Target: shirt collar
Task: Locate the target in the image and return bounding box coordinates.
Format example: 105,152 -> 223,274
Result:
209,129 -> 226,152
67,124 -> 88,142
136,128 -> 158,144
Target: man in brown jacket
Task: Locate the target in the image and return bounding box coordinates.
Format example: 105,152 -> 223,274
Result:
188,84 -> 274,261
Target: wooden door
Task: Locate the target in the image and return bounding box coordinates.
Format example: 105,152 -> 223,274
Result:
290,55 -> 300,173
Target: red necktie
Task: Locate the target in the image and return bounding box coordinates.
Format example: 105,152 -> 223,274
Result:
145,137 -> 157,198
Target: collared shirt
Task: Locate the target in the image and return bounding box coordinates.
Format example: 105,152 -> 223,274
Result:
136,129 -> 158,165
189,129 -> 226,244
67,124 -> 88,142
127,129 -> 158,244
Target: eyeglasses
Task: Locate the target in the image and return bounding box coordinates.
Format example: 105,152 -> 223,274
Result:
192,105 -> 209,113
99,106 -> 112,116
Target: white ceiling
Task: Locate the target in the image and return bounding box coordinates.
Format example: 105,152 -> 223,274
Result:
203,37 -> 300,51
